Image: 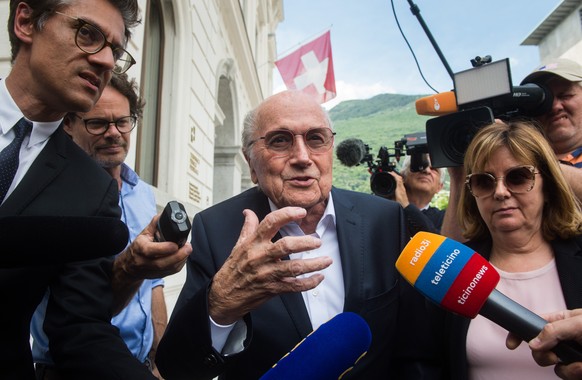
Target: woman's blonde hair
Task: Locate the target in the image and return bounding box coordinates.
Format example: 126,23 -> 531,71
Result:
459,120 -> 582,241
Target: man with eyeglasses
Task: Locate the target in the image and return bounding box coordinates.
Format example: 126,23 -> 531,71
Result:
156,90 -> 435,379
2,1 -> 189,379
30,73 -> 168,379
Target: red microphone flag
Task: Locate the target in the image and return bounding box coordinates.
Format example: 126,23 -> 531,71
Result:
275,30 -> 336,104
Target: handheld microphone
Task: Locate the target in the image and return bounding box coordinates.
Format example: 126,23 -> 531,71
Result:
396,231 -> 582,364
0,216 -> 129,267
415,91 -> 458,116
260,312 -> 371,380
336,138 -> 367,167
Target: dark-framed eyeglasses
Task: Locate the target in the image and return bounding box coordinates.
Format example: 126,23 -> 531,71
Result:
73,114 -> 137,136
465,165 -> 539,198
252,128 -> 336,157
54,11 -> 136,74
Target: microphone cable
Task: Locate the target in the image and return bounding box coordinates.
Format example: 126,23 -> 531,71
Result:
389,0 -> 442,94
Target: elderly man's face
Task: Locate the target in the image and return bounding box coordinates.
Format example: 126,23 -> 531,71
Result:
246,92 -> 334,210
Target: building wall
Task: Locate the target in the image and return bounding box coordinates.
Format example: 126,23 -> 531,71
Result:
0,0 -> 283,315
538,4 -> 582,62
521,0 -> 582,65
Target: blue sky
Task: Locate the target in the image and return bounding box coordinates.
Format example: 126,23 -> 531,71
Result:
273,0 -> 562,108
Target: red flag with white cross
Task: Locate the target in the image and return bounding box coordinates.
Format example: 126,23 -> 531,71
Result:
275,30 -> 336,104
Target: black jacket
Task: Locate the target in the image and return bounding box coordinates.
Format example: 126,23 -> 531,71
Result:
157,186 -> 438,380
0,127 -> 154,380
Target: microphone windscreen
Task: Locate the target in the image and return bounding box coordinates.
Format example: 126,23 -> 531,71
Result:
415,91 -> 458,116
396,231 -> 499,318
260,312 -> 371,380
336,138 -> 366,167
0,216 -> 129,267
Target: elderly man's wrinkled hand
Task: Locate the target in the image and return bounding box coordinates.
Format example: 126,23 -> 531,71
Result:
209,207 -> 332,325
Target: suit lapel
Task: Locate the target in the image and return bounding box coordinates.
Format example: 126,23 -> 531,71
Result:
0,128 -> 67,216
331,189 -> 365,312
252,190 -> 313,335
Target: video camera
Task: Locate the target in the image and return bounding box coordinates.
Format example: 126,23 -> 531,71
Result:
336,132 -> 429,198
420,57 -> 554,167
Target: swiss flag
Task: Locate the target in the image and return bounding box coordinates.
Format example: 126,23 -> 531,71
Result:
275,30 -> 336,104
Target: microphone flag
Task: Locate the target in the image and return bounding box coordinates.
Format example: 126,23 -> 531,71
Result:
396,231 -> 500,319
275,30 -> 336,104
396,231 -> 582,364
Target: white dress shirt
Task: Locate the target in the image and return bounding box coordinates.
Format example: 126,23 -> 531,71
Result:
0,79 -> 61,202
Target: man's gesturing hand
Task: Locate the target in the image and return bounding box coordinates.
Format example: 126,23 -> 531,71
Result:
209,207 -> 333,325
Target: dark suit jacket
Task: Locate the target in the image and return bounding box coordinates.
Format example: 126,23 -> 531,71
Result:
157,186 -> 439,380
0,127 -> 154,380
429,237 -> 582,380
404,204 -> 445,235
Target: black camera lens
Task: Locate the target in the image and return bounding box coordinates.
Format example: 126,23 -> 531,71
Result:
370,171 -> 396,198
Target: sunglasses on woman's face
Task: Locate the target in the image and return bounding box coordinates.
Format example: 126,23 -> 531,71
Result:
465,165 -> 539,198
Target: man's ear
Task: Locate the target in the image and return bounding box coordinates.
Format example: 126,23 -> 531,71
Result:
13,3 -> 35,45
243,152 -> 259,184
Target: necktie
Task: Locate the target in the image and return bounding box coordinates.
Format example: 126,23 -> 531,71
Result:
0,118 -> 32,203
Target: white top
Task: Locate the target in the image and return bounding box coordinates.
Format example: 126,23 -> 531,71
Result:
466,258 -> 566,380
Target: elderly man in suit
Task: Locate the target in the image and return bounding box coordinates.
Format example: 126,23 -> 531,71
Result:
157,90 -> 435,379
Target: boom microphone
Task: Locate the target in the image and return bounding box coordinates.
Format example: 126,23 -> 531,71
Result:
396,231 -> 582,364
0,216 -> 129,267
336,138 -> 366,167
415,91 -> 458,116
260,312 -> 371,380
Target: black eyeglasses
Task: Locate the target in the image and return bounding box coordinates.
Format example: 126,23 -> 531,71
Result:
73,114 -> 137,136
252,128 -> 336,157
465,165 -> 539,198
54,11 -> 135,74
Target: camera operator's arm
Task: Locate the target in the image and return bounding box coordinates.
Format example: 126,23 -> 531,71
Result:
388,171 -> 439,235
389,171 -> 409,207
560,163 -> 582,201
440,166 -> 466,242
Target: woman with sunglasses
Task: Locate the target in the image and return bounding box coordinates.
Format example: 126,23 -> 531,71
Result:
430,120 -> 582,380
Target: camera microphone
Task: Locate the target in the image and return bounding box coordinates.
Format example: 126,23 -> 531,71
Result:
415,91 -> 458,116
336,138 -> 367,167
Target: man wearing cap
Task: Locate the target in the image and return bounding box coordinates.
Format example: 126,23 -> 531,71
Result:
520,58 -> 582,199
521,58 -> 582,165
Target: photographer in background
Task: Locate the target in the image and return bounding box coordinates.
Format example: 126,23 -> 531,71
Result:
389,154 -> 446,234
520,58 -> 582,200
521,58 -> 582,165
